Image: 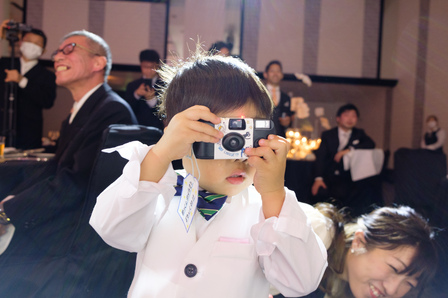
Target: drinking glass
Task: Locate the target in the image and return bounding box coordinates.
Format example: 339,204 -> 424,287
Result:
0,136 -> 5,158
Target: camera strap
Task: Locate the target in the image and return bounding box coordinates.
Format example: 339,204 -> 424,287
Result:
175,145 -> 201,232
185,144 -> 201,182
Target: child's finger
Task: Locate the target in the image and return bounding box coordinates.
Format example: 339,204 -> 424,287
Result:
256,136 -> 290,157
246,146 -> 274,159
188,119 -> 223,142
183,105 -> 221,124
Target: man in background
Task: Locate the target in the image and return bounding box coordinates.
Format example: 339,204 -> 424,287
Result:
311,103 -> 378,216
0,20 -> 56,149
0,30 -> 137,297
263,60 -> 294,138
125,49 -> 164,130
209,40 -> 232,56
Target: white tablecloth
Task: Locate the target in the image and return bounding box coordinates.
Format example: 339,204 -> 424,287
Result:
343,149 -> 384,181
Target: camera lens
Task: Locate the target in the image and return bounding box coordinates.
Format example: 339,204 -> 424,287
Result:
222,133 -> 245,152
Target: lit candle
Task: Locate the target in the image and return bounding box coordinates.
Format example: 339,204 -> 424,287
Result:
287,130 -> 294,138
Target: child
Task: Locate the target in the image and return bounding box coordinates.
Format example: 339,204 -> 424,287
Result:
90,50 -> 327,298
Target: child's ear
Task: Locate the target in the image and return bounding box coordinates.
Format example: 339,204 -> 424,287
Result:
263,72 -> 267,80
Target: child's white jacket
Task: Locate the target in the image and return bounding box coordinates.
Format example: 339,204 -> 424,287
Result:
90,141 -> 328,298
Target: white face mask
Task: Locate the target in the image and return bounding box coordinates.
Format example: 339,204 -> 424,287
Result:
20,41 -> 43,60
427,120 -> 437,129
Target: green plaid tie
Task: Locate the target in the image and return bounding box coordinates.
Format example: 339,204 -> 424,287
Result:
175,174 -> 227,221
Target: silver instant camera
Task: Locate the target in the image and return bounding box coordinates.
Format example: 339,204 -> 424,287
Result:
193,118 -> 276,159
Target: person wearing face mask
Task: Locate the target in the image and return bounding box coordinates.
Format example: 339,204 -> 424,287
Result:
0,20 -> 56,149
0,30 -> 137,297
421,115 -> 445,153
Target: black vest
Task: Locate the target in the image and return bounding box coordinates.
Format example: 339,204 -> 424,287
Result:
424,128 -> 443,153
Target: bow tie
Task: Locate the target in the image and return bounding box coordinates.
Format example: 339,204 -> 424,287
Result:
175,174 -> 227,221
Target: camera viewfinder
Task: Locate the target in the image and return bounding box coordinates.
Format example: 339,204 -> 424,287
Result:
228,119 -> 246,130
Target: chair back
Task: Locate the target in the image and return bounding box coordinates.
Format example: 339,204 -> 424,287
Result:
394,148 -> 447,221
69,124 -> 163,296
88,124 -> 163,201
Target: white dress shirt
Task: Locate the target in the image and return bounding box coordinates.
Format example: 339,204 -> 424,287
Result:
69,83 -> 102,124
337,127 -> 352,151
18,57 -> 38,88
266,84 -> 281,106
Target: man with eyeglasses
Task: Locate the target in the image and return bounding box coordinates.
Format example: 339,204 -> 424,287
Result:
0,30 -> 137,297
0,20 -> 56,149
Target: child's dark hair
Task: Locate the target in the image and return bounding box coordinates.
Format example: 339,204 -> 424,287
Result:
157,47 -> 273,123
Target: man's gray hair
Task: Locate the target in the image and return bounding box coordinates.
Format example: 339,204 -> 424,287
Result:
62,30 -> 112,81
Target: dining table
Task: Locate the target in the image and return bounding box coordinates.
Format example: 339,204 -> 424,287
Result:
0,149 -> 54,196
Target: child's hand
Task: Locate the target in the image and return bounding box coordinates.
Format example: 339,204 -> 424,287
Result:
245,135 -> 290,218
141,106 -> 223,183
154,105 -> 222,161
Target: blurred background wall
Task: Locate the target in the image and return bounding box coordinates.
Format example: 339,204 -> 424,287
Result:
0,0 -> 446,168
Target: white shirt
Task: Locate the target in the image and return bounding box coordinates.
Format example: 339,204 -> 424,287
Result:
315,127 -> 352,181
69,83 -> 103,124
18,57 -> 38,88
266,84 -> 281,106
338,127 -> 352,151
90,141 -> 328,298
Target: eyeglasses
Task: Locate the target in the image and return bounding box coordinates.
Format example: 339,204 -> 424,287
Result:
51,42 -> 100,61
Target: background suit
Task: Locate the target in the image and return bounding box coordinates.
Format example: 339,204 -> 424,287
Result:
0,58 -> 56,149
0,84 -> 137,297
314,127 -> 379,216
272,91 -> 293,138
125,77 -> 164,130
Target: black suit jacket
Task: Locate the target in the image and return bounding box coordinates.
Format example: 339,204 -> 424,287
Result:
0,58 -> 56,149
314,127 -> 375,180
125,77 -> 164,130
272,91 -> 293,137
0,84 -> 137,296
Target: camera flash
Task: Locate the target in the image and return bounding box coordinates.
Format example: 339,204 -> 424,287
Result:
254,120 -> 271,129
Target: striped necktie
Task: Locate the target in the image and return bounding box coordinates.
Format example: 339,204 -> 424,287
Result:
175,174 -> 227,221
271,86 -> 278,106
